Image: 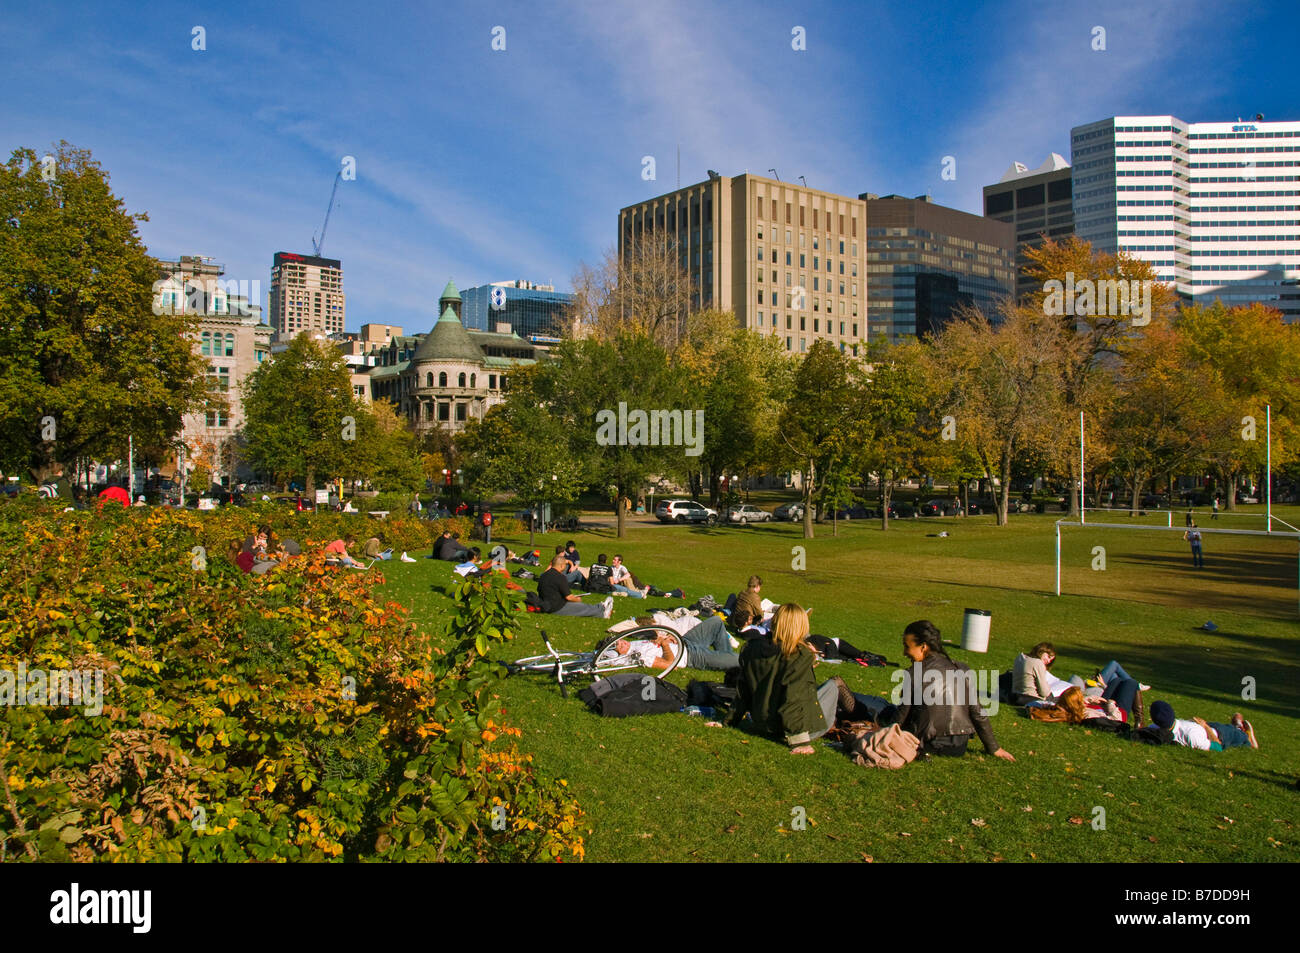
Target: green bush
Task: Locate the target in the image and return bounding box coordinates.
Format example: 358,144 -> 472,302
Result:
0,501 -> 584,861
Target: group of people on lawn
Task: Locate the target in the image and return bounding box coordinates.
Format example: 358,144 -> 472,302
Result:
227,526 -> 406,574
428,530 -> 1265,761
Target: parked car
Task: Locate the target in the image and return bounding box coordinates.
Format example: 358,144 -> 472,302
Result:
920,498 -> 962,517
727,504 -> 772,524
654,499 -> 718,525
772,502 -> 805,522
886,501 -> 916,518
830,505 -> 871,520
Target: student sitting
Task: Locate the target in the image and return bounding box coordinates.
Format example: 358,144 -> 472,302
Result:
535,554 -> 612,617
432,531 -> 469,562
363,536 -> 394,561
324,536 -> 366,569
887,620 -> 1014,761
728,604 -> 844,754
453,548 -> 483,576
730,575 -> 765,632
1149,702 -> 1258,750
585,554 -> 616,594
609,554 -> 647,598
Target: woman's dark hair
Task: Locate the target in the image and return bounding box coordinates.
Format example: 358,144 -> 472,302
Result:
565,540 -> 576,549
597,553 -> 608,564
468,547 -> 481,560
903,620 -> 948,658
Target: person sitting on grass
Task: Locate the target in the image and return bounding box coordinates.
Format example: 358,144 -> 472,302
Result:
609,554 -> 648,598
536,554 -> 612,618
1013,643 -> 1148,717
886,620 -> 1014,761
229,539 -> 254,574
728,603 -> 845,755
453,548 -> 482,576
324,535 -> 366,569
585,554 -> 615,594
729,575 -> 765,632
1149,701 -> 1258,750
432,530 -> 469,562
553,544 -> 586,584
362,536 -> 394,561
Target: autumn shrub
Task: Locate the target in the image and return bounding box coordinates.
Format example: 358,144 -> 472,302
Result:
0,501 -> 583,861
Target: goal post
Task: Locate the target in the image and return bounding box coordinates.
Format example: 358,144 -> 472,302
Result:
1054,519 -> 1300,617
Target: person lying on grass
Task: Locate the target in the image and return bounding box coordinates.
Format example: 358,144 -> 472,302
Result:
727,603 -> 846,755
1027,686 -> 1127,724
615,614 -> 739,672
1013,643 -> 1148,719
886,620 -> 1014,761
1149,701 -> 1259,750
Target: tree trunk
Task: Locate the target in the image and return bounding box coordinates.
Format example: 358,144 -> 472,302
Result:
528,501 -> 536,550
1129,477 -> 1143,517
616,490 -> 626,538
996,447 -> 1013,526
306,467 -> 315,497
1225,472 -> 1239,512
1066,455 -> 1080,518
879,478 -> 891,531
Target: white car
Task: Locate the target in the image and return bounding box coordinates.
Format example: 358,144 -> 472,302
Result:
727,504 -> 772,524
655,499 -> 719,525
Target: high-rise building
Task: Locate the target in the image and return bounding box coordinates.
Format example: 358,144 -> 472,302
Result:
983,154 -> 1074,300
460,280 -> 573,340
861,194 -> 1016,342
619,173 -> 870,355
1070,115 -> 1300,319
269,251 -> 345,340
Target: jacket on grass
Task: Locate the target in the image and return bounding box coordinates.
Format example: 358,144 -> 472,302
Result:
727,634 -> 826,746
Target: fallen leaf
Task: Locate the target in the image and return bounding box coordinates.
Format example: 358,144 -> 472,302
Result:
723,825 -> 738,834
861,853 -> 874,863
971,818 -> 987,827
1069,816 -> 1085,825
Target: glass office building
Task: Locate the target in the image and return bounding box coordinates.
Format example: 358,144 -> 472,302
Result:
459,281 -> 573,339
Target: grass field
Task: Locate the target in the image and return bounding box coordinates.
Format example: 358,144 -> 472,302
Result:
380,507 -> 1299,862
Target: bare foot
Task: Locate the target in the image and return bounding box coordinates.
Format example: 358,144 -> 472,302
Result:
790,744 -> 815,755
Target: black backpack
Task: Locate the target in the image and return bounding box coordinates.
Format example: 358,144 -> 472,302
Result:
1134,723 -> 1175,745
578,672 -> 688,717
686,680 -> 739,711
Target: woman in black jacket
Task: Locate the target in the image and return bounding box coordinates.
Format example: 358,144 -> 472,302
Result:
890,620 -> 1015,761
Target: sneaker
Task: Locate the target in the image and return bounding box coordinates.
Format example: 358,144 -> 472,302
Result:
602,596 -> 614,619
1231,713 -> 1259,748
400,551 -> 416,562
1139,683 -> 1152,692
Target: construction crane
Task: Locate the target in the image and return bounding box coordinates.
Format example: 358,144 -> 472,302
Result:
311,171 -> 342,257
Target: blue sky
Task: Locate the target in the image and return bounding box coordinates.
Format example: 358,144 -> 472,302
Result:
3,0 -> 1295,332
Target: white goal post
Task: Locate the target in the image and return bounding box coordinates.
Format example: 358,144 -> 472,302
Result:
1054,519 -> 1300,617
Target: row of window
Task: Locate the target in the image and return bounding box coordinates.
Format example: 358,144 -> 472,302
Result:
754,197 -> 858,236
420,371 -> 503,389
1192,176 -> 1299,183
755,224 -> 858,256
200,332 -> 235,356
756,312 -> 860,336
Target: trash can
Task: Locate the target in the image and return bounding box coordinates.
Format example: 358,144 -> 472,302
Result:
961,608 -> 992,653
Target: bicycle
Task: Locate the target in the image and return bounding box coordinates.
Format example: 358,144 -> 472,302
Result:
507,626 -> 685,697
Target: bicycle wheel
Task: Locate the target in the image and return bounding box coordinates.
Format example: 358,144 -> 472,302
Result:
507,651 -> 592,675
592,626 -> 685,678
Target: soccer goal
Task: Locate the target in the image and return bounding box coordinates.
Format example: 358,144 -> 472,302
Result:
1054,518 -> 1300,618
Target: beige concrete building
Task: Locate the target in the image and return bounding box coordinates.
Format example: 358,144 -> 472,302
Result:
270,251 -> 345,340
158,256 -> 273,486
619,173 -> 869,355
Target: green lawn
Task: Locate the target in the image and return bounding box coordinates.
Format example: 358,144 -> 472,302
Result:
380,509 -> 1299,862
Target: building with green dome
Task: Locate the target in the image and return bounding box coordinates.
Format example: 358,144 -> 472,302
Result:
367,279 -> 539,434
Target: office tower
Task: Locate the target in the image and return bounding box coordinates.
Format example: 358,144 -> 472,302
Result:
983,154 -> 1074,300
861,194 -> 1016,342
459,280 -> 574,340
619,173 -> 870,355
1071,115 -> 1300,319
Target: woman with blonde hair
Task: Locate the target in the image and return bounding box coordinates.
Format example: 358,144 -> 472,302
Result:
728,603 -> 844,755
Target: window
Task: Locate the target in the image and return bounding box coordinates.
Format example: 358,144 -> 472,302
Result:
438,403 -> 450,421
839,241 -> 845,254
840,282 -> 846,295
456,403 -> 468,422
758,269 -> 763,283
813,235 -> 819,250
800,254 -> 806,267
852,242 -> 858,256
852,262 -> 858,276
757,311 -> 764,326
800,338 -> 807,352
813,318 -> 820,331
786,203 -> 791,224
786,273 -> 792,286
813,277 -> 819,291
840,322 -> 845,334
224,333 -> 235,357
786,315 -> 792,330
439,372 -> 448,387
799,206 -> 805,226
205,410 -> 228,427
800,317 -> 806,330
426,372 -> 434,387
786,252 -> 792,266
200,332 -> 212,356
852,282 -> 857,296
786,229 -> 792,244
800,232 -> 806,248
786,336 -> 792,350
470,373 -> 476,388
853,323 -> 859,336
757,246 -> 764,261
489,374 -> 497,389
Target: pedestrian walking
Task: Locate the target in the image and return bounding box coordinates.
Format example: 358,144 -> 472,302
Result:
1212,497 -> 1219,520
481,508 -> 493,545
1185,506 -> 1194,528
1184,522 -> 1204,569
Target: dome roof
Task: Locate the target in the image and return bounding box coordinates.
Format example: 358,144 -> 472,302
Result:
412,304 -> 484,364
438,279 -> 461,302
